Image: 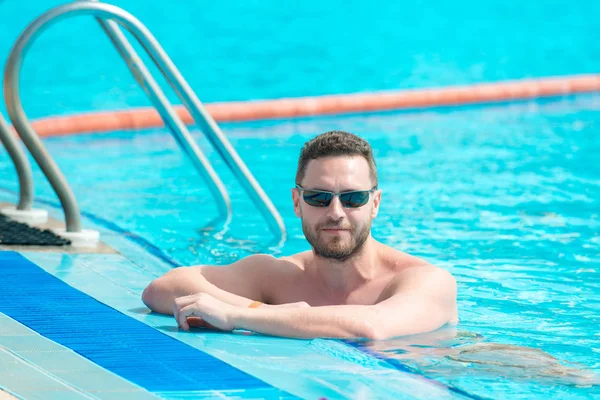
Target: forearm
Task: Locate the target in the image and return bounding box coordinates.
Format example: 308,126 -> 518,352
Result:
142,268 -> 255,314
183,278 -> 256,309
233,305 -> 378,339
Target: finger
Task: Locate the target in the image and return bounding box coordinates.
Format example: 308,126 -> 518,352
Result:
204,322 -> 219,330
178,305 -> 199,331
174,295 -> 197,310
174,295 -> 201,319
173,298 -> 185,317
187,317 -> 208,328
188,317 -> 219,330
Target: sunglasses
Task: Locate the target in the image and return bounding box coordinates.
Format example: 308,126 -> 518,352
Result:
295,184 -> 377,208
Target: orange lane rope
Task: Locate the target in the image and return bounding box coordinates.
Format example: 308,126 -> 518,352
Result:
22,74 -> 600,138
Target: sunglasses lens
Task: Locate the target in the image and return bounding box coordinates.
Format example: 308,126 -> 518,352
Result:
302,190 -> 333,207
340,191 -> 370,208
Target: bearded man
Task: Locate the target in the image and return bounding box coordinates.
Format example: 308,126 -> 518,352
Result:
142,130 -> 458,339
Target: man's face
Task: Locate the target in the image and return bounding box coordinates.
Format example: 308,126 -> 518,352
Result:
293,156 -> 381,262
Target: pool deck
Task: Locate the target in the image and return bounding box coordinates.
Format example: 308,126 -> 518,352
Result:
0,390 -> 17,399
0,202 -> 116,254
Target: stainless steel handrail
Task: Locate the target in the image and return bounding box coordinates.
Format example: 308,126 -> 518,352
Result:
3,1 -> 229,233
0,113 -> 33,210
88,2 -> 285,240
4,1 -> 286,239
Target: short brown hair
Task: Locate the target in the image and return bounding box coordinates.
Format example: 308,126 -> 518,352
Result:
295,131 -> 378,186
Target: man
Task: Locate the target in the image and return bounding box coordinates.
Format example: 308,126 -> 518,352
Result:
142,130 -> 458,339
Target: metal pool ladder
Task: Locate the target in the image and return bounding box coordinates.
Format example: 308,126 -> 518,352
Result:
2,0 -> 286,243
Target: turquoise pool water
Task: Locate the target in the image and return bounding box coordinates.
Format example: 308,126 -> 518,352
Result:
1,0 -> 600,398
1,94 -> 599,398
0,0 -> 599,118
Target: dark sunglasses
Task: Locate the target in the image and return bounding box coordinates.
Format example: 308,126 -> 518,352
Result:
295,184 -> 377,208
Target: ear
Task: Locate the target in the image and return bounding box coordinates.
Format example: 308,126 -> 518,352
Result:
292,188 -> 302,218
371,189 -> 382,219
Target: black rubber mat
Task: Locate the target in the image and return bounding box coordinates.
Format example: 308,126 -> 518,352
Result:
0,214 -> 71,246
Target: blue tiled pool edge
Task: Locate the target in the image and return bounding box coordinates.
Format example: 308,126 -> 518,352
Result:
0,251 -> 293,398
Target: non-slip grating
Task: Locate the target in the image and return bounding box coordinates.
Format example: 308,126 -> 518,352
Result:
0,214 -> 70,246
0,251 -> 289,395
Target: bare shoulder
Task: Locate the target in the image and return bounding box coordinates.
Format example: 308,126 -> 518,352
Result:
398,263 -> 457,294
277,250 -> 311,270
189,253 -> 278,276
226,253 -> 280,268
380,243 -> 456,294
377,243 -> 458,323
213,251 -> 307,277
256,251 -> 310,304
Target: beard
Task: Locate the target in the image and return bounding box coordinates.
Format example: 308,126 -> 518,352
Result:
302,218 -> 371,262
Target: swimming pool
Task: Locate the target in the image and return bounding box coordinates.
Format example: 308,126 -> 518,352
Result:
1,0 -> 599,398
1,0 -> 599,119
2,93 -> 599,398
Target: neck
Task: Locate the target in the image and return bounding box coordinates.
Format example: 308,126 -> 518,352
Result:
310,236 -> 380,299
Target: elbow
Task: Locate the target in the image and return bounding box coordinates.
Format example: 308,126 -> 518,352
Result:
359,313 -> 388,340
141,281 -> 158,311
141,267 -> 198,314
362,324 -> 387,340
142,277 -> 172,314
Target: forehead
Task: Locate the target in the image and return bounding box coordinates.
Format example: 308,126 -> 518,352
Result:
301,156 -> 372,190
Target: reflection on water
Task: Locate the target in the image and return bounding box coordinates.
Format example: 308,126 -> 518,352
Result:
347,327 -> 600,388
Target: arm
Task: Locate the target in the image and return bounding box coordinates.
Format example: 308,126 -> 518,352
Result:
175,267 -> 458,339
142,254 -> 273,314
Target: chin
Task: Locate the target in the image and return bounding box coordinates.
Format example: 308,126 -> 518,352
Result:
325,243 -> 355,257
322,237 -> 350,249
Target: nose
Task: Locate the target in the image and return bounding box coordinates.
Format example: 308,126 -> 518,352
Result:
325,195 -> 345,220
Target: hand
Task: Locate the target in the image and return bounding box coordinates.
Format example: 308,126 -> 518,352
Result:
174,293 -> 238,331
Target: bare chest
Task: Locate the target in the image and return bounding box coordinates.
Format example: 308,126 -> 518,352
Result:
266,275 -> 392,306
